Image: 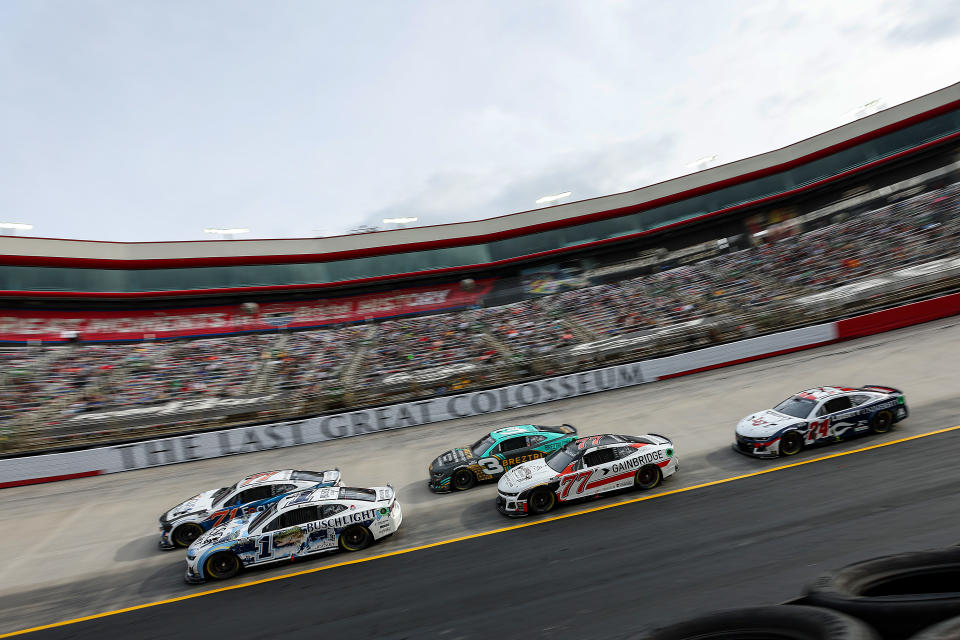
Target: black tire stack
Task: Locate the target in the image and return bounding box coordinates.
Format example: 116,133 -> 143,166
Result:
633,548 -> 960,640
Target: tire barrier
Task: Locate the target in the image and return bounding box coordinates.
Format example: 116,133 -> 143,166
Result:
634,605 -> 879,640
905,614 -> 960,640
804,549 -> 960,639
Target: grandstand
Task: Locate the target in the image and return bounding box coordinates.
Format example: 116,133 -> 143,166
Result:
1,82 -> 959,453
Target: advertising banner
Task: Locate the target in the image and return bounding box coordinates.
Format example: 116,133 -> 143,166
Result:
0,279 -> 494,342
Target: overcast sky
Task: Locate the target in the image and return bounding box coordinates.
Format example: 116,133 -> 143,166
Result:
0,0 -> 958,242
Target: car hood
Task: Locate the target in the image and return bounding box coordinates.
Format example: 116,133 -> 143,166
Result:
191,516 -> 251,549
498,458 -> 555,493
430,447 -> 475,473
163,489 -> 219,522
736,410 -> 805,438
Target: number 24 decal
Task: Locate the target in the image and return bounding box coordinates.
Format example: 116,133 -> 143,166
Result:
805,419 -> 829,443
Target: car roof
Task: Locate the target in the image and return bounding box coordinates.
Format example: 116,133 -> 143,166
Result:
276,486 -> 340,509
795,386 -> 857,401
236,470 -> 295,487
275,486 -> 382,510
490,425 -> 539,438
571,434 -> 627,450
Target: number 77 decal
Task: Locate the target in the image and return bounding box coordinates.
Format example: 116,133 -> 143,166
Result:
559,471 -> 592,499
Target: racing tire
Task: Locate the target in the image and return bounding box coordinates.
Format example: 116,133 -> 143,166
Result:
634,465 -> 662,490
452,468 -> 476,491
339,525 -> 373,552
526,487 -> 556,515
804,548 -> 960,638
172,523 -> 204,548
870,410 -> 894,434
903,614 -> 960,640
634,605 -> 878,640
780,430 -> 804,456
204,552 -> 240,581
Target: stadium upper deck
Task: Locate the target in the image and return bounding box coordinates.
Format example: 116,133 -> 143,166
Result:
2,82 -> 959,299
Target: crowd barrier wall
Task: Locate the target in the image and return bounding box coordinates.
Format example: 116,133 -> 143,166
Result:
1,292 -> 957,488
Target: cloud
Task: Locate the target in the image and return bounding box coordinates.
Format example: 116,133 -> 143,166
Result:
355,133 -> 676,232
885,0 -> 960,45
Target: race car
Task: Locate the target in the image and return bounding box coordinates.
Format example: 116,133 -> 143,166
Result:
733,385 -> 909,458
428,424 -> 578,492
159,469 -> 341,549
496,433 -> 677,516
184,484 -> 401,583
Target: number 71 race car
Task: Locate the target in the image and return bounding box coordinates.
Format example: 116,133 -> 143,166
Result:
733,385 -> 908,458
184,485 -> 401,583
496,433 -> 677,516
428,424 -> 577,492
159,469 -> 341,549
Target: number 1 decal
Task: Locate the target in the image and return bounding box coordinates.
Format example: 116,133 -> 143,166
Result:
257,536 -> 271,560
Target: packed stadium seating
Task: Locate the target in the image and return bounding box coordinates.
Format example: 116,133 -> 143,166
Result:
1,181 -> 958,446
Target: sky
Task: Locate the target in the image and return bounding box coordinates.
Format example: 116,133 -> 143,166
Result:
0,0 -> 958,242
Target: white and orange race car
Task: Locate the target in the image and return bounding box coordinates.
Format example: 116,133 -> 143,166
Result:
496,433 -> 678,516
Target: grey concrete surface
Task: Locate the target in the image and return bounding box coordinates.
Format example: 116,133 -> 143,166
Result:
25,417 -> 960,640
1,316 -> 959,635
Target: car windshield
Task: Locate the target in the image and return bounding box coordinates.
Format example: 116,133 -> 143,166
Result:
212,484 -> 236,505
471,434 -> 495,456
545,443 -> 580,472
773,396 -> 816,419
249,502 -> 278,531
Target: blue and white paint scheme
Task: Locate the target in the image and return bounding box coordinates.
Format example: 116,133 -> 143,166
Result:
733,385 -> 908,458
158,469 -> 341,549
184,485 -> 401,584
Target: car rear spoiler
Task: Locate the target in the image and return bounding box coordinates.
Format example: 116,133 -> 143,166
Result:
862,385 -> 903,395
561,423 -> 577,434
647,433 -> 673,445
384,484 -> 397,506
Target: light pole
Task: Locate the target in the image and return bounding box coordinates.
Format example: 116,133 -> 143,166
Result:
0,222 -> 34,236
535,191 -> 572,206
203,227 -> 250,240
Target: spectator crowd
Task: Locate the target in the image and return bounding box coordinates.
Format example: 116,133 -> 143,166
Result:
1,181 -> 958,437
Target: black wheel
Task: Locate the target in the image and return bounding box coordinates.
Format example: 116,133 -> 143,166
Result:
870,410 -> 894,434
526,487 -> 556,515
637,605 -> 879,640
339,525 -> 373,552
804,548 -> 960,638
779,430 -> 804,456
204,552 -> 240,581
172,523 -> 204,548
634,465 -> 662,490
452,468 -> 476,491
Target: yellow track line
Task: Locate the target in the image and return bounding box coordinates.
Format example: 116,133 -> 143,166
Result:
4,423 -> 960,638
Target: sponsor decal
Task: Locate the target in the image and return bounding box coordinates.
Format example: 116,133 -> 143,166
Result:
612,449 -> 665,473
327,508 -> 378,528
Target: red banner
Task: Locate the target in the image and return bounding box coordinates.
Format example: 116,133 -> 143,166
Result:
0,279 -> 494,342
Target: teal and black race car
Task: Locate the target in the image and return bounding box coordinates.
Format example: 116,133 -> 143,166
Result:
428,424 -> 577,492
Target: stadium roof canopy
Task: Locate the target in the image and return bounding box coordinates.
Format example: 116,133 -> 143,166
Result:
1,81 -> 959,299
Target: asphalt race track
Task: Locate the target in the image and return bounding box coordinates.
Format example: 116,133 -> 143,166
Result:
2,316 -> 960,638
